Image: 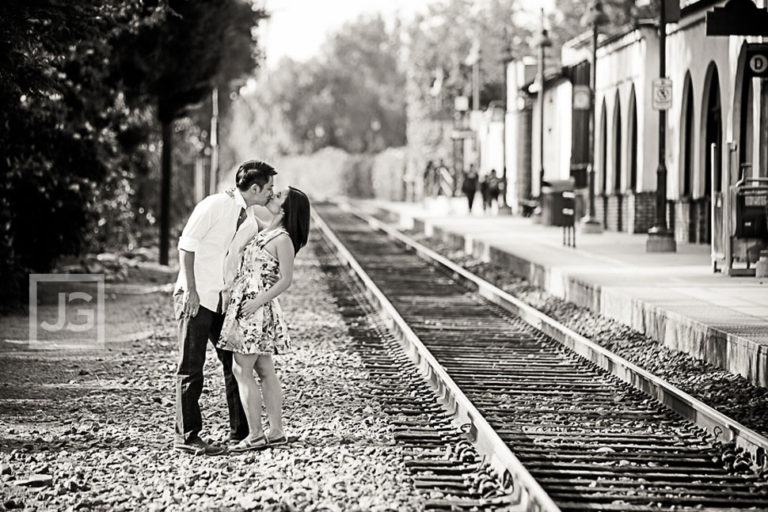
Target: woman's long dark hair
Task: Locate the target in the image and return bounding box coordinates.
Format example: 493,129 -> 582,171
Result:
280,187 -> 310,254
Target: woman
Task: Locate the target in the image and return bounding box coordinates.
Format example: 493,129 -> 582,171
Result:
218,186 -> 310,452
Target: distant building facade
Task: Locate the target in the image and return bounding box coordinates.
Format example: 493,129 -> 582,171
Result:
501,0 -> 767,251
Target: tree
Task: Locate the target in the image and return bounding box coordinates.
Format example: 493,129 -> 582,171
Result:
116,0 -> 268,264
268,14 -> 406,154
0,0 -> 164,305
548,0 -> 643,48
404,0 -> 534,121
0,0 -> 267,307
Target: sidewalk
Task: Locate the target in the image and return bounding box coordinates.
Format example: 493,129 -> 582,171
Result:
352,197 -> 768,388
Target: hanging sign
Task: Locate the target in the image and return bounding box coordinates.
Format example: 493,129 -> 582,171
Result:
572,85 -> 591,111
747,45 -> 768,78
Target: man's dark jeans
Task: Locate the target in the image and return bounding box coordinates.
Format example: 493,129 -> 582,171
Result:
174,292 -> 247,443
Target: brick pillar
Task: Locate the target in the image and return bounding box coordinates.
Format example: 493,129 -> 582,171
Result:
674,199 -> 694,243
630,191 -> 656,234
695,197 -> 711,244
597,194 -> 607,228
606,194 -> 623,231
626,193 -> 636,233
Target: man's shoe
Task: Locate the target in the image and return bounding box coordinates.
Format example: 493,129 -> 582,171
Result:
174,437 -> 225,456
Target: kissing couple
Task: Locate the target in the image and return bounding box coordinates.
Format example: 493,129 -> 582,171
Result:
172,160 -> 310,455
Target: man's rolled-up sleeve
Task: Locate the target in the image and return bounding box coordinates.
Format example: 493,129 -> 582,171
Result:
178,197 -> 216,252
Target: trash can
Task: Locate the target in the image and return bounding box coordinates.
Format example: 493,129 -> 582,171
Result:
541,179 -> 575,226
735,183 -> 768,238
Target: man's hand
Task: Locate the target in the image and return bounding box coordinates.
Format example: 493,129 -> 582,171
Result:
241,295 -> 266,317
263,272 -> 279,288
183,288 -> 200,318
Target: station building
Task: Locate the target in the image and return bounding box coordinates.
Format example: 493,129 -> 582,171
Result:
499,0 -> 767,262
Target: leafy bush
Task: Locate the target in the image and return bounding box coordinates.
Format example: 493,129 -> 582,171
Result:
0,0 -> 266,307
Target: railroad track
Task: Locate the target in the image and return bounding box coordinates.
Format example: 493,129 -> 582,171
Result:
313,202 -> 768,512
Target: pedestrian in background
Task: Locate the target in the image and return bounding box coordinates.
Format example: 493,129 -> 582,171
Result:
487,169 -> 500,213
461,164 -> 479,213
480,173 -> 489,213
434,159 -> 452,196
422,160 -> 435,197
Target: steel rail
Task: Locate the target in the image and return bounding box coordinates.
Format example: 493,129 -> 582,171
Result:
311,207 -> 562,512
338,200 -> 768,465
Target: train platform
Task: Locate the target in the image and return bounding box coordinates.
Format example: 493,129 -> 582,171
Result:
350,197 -> 768,388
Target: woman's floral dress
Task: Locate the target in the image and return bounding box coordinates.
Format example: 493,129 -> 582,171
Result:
218,228 -> 291,355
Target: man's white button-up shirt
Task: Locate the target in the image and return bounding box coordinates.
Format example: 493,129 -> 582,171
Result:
175,189 -> 248,312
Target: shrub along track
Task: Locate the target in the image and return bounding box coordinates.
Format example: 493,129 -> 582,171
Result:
314,202 -> 768,512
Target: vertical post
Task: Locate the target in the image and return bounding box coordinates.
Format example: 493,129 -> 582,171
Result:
159,120 -> 172,266
760,80 -> 768,177
501,52 -> 511,211
583,21 -> 603,233
194,157 -> 205,202
209,87 -> 219,195
472,63 -> 479,112
646,4 -> 677,252
535,9 -> 552,200
537,19 -> 546,197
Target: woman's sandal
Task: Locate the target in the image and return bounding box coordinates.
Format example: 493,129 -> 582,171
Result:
230,435 -> 269,453
266,435 -> 288,446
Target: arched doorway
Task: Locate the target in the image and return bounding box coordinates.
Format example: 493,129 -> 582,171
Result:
681,73 -> 694,199
628,86 -> 638,192
680,73 -> 695,242
612,91 -> 623,231
732,42 -> 766,182
741,78 -> 755,179
599,99 -> 608,227
723,42 -> 768,274
701,63 -> 722,245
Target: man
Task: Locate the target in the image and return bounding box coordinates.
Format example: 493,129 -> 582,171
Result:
461,164 -> 479,213
173,160 -> 276,455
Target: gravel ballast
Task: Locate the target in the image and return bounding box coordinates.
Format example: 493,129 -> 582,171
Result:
0,246 -> 421,511
401,230 -> 768,442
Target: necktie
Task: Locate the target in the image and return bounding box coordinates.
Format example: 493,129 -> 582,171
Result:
236,207 -> 247,231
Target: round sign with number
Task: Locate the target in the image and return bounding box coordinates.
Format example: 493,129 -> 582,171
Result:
749,54 -> 768,74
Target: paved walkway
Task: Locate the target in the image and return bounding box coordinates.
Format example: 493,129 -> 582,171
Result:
352,197 -> 768,387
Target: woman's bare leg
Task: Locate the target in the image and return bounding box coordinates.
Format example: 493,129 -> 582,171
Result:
255,355 -> 284,439
232,353 -> 264,441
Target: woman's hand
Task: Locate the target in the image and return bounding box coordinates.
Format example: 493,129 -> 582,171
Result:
241,294 -> 267,317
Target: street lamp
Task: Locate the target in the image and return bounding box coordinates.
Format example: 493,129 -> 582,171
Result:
646,2 -> 677,252
581,0 -> 608,233
535,10 -> 552,198
500,41 -> 515,212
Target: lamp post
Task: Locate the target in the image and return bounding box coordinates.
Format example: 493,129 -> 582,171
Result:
500,42 -> 514,212
646,2 -> 677,252
535,10 -> 552,198
580,1 -> 608,234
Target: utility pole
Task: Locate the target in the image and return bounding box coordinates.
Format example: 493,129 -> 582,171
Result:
536,9 -> 552,197
582,0 -> 607,233
500,45 -> 513,212
646,2 -> 677,252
